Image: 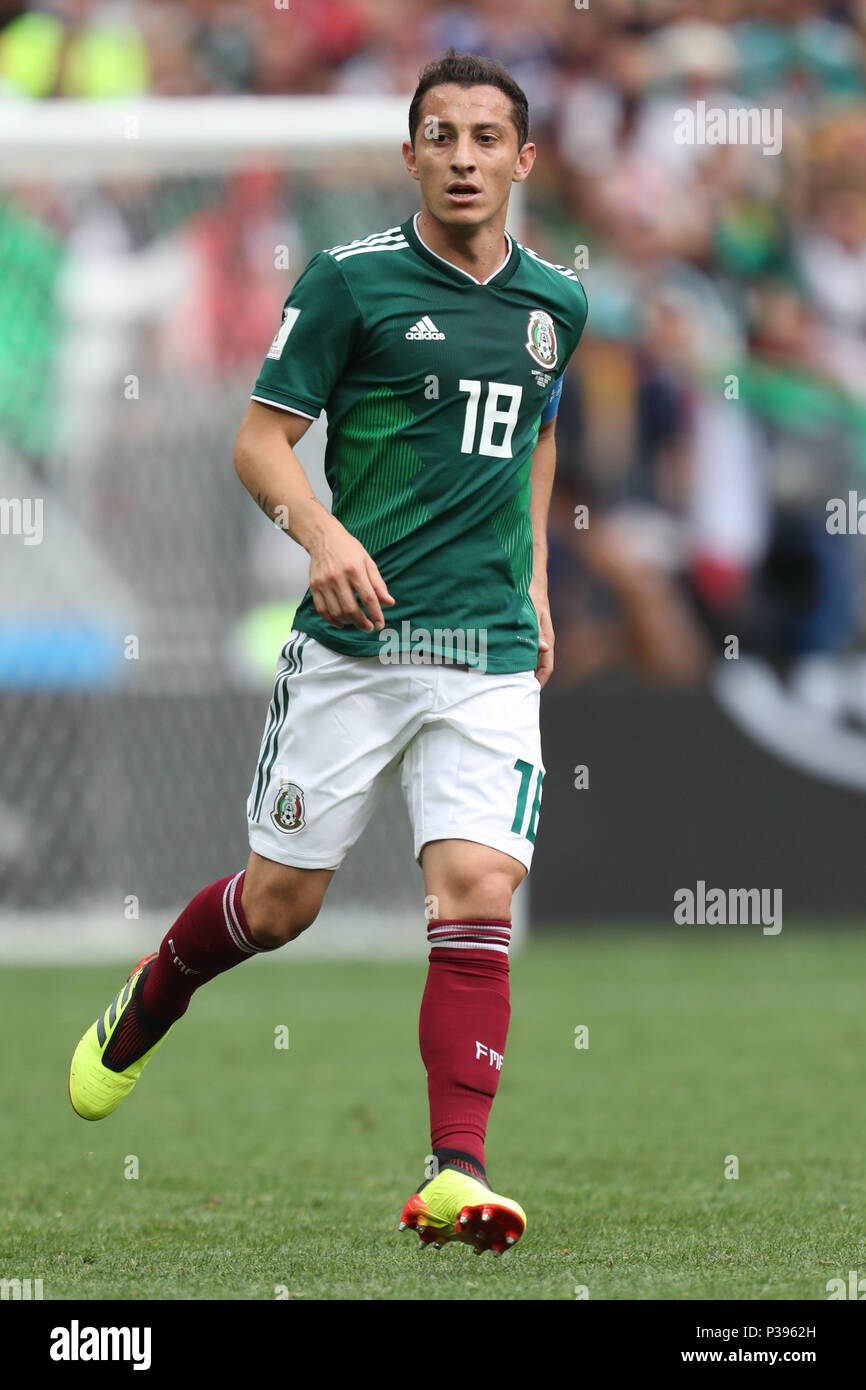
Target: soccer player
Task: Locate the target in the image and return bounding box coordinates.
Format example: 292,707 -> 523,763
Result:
69,49 -> 588,1256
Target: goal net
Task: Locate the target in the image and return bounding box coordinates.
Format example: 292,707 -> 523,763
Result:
0,96 -> 529,962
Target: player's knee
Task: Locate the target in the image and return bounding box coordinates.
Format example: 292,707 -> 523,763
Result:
242,878 -> 325,948
436,868 -> 516,922
244,898 -> 321,948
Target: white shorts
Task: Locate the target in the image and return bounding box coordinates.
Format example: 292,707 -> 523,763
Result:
246,631 -> 544,873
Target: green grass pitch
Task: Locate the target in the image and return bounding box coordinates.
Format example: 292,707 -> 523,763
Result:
2,929 -> 865,1301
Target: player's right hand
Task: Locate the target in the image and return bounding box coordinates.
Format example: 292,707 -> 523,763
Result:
308,520 -> 395,632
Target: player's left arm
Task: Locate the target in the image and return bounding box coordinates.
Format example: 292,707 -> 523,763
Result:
529,412 -> 558,689
529,281 -> 588,687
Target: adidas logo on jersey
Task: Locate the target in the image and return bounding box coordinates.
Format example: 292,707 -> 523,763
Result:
405,316 -> 446,340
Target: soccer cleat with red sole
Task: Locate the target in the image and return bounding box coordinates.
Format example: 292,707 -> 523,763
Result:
455,1201 -> 525,1255
398,1169 -> 526,1255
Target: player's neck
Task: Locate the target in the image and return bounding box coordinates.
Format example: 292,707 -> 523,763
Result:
415,208 -> 510,285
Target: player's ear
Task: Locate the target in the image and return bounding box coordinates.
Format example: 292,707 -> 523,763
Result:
402,140 -> 420,181
512,142 -> 536,184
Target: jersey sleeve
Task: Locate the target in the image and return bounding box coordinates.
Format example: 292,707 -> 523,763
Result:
251,251 -> 362,419
537,277 -> 587,426
540,372 -> 564,424
542,278 -> 588,424
565,278 -> 588,362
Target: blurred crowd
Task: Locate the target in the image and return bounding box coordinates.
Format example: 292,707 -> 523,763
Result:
3,0 -> 866,686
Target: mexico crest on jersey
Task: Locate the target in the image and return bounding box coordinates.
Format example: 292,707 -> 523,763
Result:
271,781 -> 306,834
525,309 -> 558,370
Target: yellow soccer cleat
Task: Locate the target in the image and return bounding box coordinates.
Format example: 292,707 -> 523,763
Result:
398,1166 -> 526,1255
68,953 -> 171,1120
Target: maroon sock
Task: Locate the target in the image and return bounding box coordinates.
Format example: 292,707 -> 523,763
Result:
419,918 -> 512,1173
141,870 -> 266,1023
105,872 -> 267,1072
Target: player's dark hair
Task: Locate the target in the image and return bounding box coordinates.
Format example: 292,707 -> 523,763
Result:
408,49 -> 530,151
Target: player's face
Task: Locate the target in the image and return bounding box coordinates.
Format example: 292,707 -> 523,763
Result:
404,84 -> 535,230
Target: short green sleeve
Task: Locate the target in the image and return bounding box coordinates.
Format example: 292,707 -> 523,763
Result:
251,251 -> 362,419
565,278 -> 588,363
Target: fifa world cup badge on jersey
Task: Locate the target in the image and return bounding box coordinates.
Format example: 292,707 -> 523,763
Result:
525,310 -> 558,370
271,782 -> 306,833
266,307 -> 301,361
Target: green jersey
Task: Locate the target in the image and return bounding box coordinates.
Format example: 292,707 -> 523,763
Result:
251,212 -> 588,672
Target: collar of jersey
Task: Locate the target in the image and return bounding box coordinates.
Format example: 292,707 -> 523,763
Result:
402,212 -> 520,288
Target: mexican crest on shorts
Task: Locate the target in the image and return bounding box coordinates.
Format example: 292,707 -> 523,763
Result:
525,309 -> 558,370
271,781 -> 306,834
